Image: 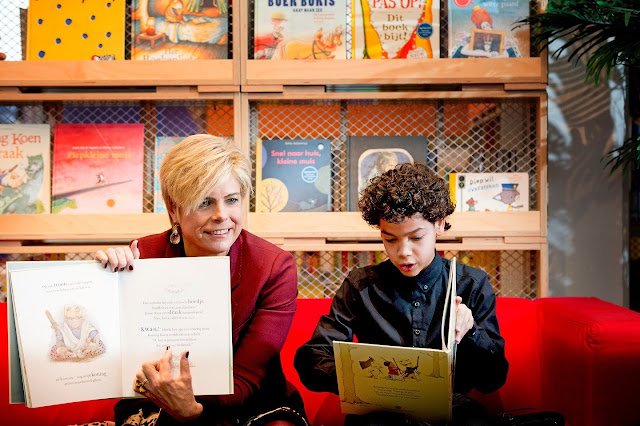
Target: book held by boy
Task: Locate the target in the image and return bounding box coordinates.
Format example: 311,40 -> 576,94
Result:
256,138 -> 331,213
8,257 -> 233,408
352,0 -> 440,59
0,124 -> 51,214
51,123 -> 145,214
449,172 -> 529,212
333,258 -> 457,422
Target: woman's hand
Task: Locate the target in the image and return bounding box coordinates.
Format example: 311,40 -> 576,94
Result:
455,296 -> 475,344
95,240 -> 139,272
135,347 -> 203,422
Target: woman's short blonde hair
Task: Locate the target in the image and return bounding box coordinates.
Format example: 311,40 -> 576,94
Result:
160,134 -> 252,216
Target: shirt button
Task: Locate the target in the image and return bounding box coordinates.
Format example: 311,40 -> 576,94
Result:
413,301 -> 420,307
423,285 -> 428,290
414,329 -> 421,335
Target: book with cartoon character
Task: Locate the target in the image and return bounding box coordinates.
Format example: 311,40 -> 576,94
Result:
8,258 -> 233,408
333,258 -> 458,422
449,172 -> 529,212
131,0 -> 229,60
0,124 -> 50,214
448,0 -> 530,58
255,138 -> 331,213
351,0 -> 440,59
253,0 -> 347,60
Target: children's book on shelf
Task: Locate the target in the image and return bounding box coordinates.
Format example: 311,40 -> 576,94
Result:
448,0 -> 530,58
7,257 -> 233,408
27,0 -> 125,60
154,136 -> 183,213
51,123 -> 144,214
334,258 -> 458,422
253,0 -> 347,60
449,172 -> 529,212
347,136 -> 427,211
0,124 -> 50,214
131,0 -> 229,60
351,0 -> 440,59
256,138 -> 331,213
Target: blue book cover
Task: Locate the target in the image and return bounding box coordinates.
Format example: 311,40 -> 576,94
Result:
256,139 -> 331,212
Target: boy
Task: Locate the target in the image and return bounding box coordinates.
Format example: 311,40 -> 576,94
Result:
294,163 -> 508,425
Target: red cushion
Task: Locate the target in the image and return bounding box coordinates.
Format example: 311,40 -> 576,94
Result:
539,297 -> 640,426
1,302 -> 117,425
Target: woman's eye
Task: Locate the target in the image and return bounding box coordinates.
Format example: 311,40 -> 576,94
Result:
199,199 -> 211,208
227,197 -> 239,204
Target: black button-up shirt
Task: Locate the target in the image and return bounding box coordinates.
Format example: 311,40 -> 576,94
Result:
294,252 -> 508,395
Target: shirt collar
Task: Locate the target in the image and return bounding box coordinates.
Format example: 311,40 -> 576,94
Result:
413,251 -> 444,290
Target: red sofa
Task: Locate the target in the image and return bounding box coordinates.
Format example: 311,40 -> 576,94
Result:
3,297 -> 640,426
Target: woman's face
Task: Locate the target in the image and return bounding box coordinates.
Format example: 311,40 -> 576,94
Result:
174,176 -> 244,257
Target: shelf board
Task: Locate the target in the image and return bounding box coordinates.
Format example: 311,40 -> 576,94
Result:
245,57 -> 546,86
248,211 -> 543,240
0,60 -> 235,87
0,214 -> 171,241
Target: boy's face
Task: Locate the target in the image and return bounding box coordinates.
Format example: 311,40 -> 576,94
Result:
380,213 -> 445,277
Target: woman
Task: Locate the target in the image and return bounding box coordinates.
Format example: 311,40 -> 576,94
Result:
96,134 -> 307,426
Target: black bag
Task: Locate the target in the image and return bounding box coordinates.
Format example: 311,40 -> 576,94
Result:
493,409 -> 564,426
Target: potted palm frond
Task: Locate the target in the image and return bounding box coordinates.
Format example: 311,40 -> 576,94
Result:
517,0 -> 640,174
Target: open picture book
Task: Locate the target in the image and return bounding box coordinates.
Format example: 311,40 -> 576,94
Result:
333,257 -> 458,422
7,257 -> 233,408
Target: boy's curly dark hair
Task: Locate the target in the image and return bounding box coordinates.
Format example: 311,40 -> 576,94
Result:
358,162 -> 455,229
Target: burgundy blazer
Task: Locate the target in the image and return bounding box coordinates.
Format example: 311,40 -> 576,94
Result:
136,229 -> 298,414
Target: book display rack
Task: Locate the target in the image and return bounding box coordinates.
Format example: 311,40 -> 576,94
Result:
0,1 -> 547,301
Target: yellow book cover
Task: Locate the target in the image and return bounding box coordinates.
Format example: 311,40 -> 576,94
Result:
27,0 -> 125,60
333,258 -> 457,422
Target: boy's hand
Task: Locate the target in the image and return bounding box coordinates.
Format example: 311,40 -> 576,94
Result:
455,296 -> 474,344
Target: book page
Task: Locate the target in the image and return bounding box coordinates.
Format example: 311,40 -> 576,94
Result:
118,257 -> 233,397
10,262 -> 122,408
334,341 -> 451,422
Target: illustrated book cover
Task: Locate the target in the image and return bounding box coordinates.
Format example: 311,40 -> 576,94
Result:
448,0 -> 530,58
27,0 -> 125,60
449,172 -> 529,212
51,123 -> 144,214
253,0 -> 347,60
131,0 -> 229,60
351,0 -> 440,59
154,136 -> 182,213
8,257 -> 233,408
334,257 -> 457,422
255,138 -> 331,213
0,124 -> 51,214
347,136 -> 427,211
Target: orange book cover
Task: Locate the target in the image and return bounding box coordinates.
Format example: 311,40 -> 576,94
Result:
52,123 -> 144,214
27,0 -> 125,60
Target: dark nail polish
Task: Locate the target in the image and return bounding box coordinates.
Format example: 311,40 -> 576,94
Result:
119,267 -> 125,271
186,351 -> 190,359
166,346 -> 170,350
104,263 -> 108,269
129,265 -> 134,271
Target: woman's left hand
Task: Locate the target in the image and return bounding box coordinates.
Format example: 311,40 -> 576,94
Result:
455,296 -> 475,344
134,347 -> 203,422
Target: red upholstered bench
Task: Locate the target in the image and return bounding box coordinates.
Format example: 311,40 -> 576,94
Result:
3,297 -> 640,425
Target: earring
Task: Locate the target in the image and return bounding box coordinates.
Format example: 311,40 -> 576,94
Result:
170,223 -> 181,245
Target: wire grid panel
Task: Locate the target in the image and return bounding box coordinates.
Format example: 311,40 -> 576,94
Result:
249,98 -> 539,211
294,249 -> 538,299
0,100 -> 234,212
0,1 -> 233,61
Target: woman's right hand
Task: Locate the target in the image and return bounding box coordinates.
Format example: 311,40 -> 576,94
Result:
95,240 -> 140,272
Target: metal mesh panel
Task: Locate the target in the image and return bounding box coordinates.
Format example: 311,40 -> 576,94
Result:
249,98 -> 539,211
0,249 -> 537,302
294,249 -> 538,299
0,100 -> 234,212
0,1 -> 232,61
